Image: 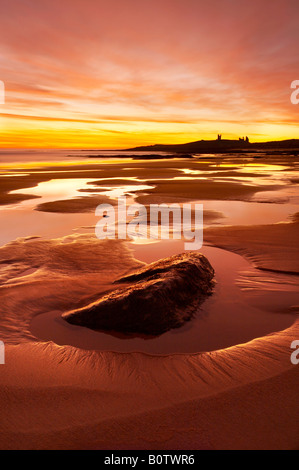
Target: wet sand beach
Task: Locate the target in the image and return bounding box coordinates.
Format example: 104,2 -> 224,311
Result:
0,151 -> 299,449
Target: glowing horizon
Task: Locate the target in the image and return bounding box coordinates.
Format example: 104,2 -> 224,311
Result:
0,0 -> 298,149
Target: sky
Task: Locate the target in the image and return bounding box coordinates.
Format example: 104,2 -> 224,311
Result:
0,0 -> 298,148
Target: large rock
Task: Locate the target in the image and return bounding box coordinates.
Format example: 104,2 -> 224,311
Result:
62,252 -> 215,336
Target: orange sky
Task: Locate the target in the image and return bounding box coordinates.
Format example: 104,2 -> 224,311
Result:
0,0 -> 298,148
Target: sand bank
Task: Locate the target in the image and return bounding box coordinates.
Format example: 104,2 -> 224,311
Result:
35,194 -> 117,213
205,214 -> 299,273
1,153 -> 292,207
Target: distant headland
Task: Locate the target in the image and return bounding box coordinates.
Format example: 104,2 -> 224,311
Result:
125,135 -> 299,154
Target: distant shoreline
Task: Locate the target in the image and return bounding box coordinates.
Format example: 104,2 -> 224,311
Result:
124,138 -> 299,154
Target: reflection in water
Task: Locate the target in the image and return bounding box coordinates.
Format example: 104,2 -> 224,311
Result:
94,184 -> 154,199
9,178 -> 97,208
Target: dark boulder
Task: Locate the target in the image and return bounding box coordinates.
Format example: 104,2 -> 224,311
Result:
62,252 -> 215,336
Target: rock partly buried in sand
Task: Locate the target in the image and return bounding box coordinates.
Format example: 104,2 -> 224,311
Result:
62,252 -> 214,336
